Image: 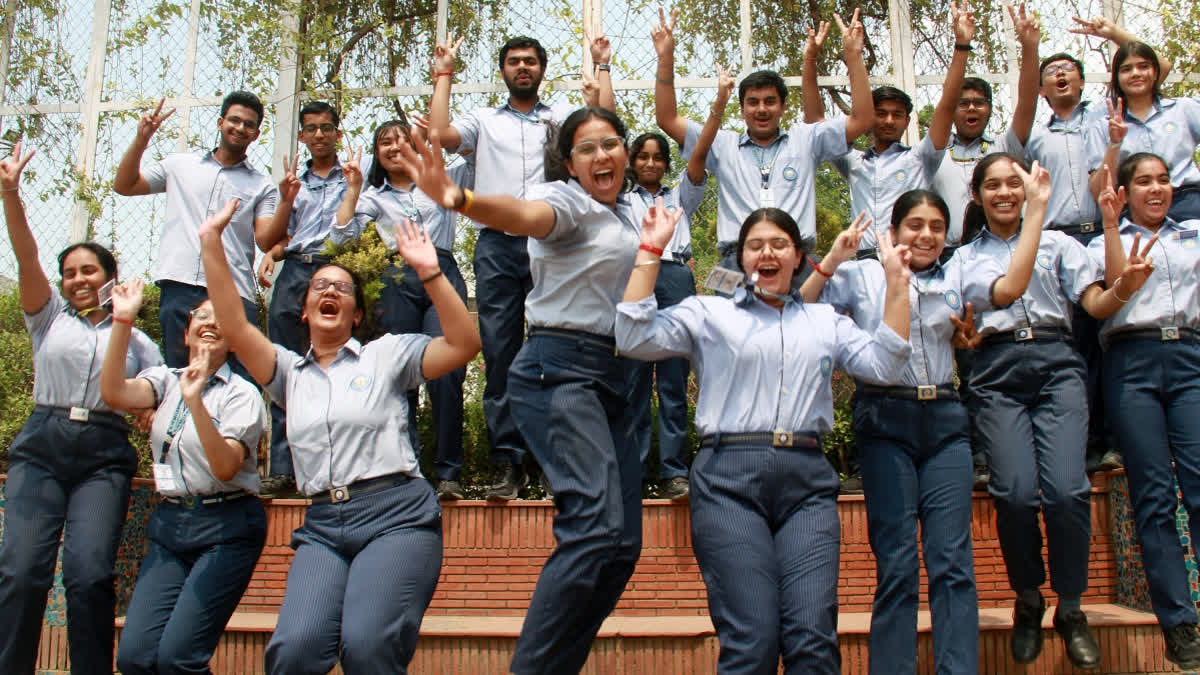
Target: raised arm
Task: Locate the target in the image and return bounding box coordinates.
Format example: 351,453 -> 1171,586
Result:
652,7 -> 688,145
801,21 -> 830,124
1079,231 -> 1157,318
836,9 -> 874,143
687,66 -> 733,184
100,278 -> 158,412
1071,15 -> 1173,82
1096,165 -> 1129,287
625,197 -> 683,303
991,161 -> 1048,305
180,344 -> 250,481
1007,3 -> 1041,146
877,228 -> 913,340
397,129 -> 557,238
428,34 -> 465,152
198,199 -> 278,385
799,212 -> 871,302
113,98 -> 175,196
585,24 -> 616,111
0,143 -> 50,313
260,153 -> 300,252
929,0 -> 976,149
334,147 -> 366,229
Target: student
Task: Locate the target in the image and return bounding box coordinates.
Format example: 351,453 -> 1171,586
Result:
0,144 -> 163,675
427,30 -> 614,499
102,286 -> 267,675
113,91 -> 278,369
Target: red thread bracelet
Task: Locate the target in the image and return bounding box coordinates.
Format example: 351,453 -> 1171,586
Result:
434,70 -> 453,79
639,243 -> 664,256
112,315 -> 134,326
808,257 -> 833,278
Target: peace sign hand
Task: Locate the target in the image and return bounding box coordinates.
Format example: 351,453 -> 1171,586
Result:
1069,15 -> 1119,40
651,6 -> 678,58
1116,232 -> 1158,298
582,66 -> 600,107
951,0 -> 977,44
1096,165 -> 1127,227
279,153 -> 301,202
714,64 -> 735,109
1012,160 -> 1051,210
137,98 -> 176,143
343,146 -> 365,191
0,141 -> 34,191
433,33 -> 465,73
878,227 -> 913,286
1007,2 -> 1040,49
834,9 -> 865,57
585,23 -> 612,65
1106,99 -> 1128,145
804,21 -> 830,60
827,211 -> 873,269
180,343 -> 213,404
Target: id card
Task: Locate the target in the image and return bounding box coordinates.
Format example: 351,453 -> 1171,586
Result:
704,266 -> 744,295
97,278 -> 115,309
759,187 -> 776,208
153,463 -> 179,493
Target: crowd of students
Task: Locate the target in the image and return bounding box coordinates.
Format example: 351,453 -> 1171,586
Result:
3,1 -> 1200,673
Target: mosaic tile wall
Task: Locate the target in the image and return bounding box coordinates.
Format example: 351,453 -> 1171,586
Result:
1110,473 -> 1200,611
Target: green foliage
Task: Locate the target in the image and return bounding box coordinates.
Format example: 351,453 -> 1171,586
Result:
322,222 -> 395,322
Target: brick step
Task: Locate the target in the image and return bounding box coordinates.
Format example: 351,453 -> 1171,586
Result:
101,604 -> 1175,674
239,474 -> 1121,616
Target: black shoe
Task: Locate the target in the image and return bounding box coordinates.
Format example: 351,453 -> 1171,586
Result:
1011,593 -> 1046,664
436,480 -> 464,501
973,466 -> 990,491
486,463 -> 527,501
260,475 -> 299,499
662,476 -> 690,500
1054,608 -> 1100,669
839,474 -> 863,494
1164,622 -> 1200,669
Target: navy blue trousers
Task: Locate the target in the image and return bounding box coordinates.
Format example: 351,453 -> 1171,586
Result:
854,394 -> 978,675
0,409 -> 136,675
473,229 -> 533,467
969,339 -> 1092,597
507,332 -> 642,674
1104,338 -> 1200,630
158,280 -> 257,372
116,498 -> 266,674
265,479 -> 442,675
625,260 -> 695,479
690,440 -> 841,674
377,250 -> 469,481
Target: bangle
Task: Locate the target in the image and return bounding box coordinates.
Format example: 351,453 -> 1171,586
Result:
112,315 -> 134,326
1108,141 -> 1122,149
1112,276 -> 1131,303
638,243 -> 664,256
455,188 -> 474,213
0,186 -> 18,193
635,259 -> 661,268
596,63 -> 611,72
434,71 -> 453,79
808,257 -> 833,278
420,269 -> 444,284
954,43 -> 973,52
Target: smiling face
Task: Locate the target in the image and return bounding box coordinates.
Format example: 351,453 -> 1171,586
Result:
1117,53 -> 1157,101
183,300 -> 230,364
973,157 -> 1026,231
1040,58 -> 1084,109
740,85 -> 786,142
301,265 -> 362,340
375,125 -> 413,181
953,88 -> 991,141
741,218 -> 799,299
632,138 -> 667,189
1125,156 -> 1173,227
59,248 -> 111,312
565,117 -> 628,206
217,103 -> 261,154
299,110 -> 341,162
895,202 -> 948,271
501,47 -> 544,100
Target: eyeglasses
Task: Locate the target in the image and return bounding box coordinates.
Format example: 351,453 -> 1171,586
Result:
301,123 -> 338,134
310,277 -> 356,295
744,238 -> 794,253
189,307 -> 214,322
1042,62 -> 1078,77
570,136 -> 624,159
956,97 -> 990,111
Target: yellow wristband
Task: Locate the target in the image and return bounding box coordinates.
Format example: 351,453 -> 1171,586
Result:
456,188 -> 475,214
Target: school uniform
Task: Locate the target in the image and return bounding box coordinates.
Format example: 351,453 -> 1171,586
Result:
262,333 -> 442,675
617,286 -> 911,675
821,255 -> 1003,675
502,179 -> 640,675
624,174 -> 705,480
1088,217 -> 1200,631
116,363 -> 267,674
0,289 -> 162,675
960,228 -> 1098,599
931,129 -> 1024,246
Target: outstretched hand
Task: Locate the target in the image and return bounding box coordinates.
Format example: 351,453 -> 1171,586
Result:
639,196 -> 683,251
110,278 -> 146,322
0,141 -> 34,191
395,129 -> 463,210
395,218 -> 439,278
651,6 -> 678,58
197,199 -> 240,240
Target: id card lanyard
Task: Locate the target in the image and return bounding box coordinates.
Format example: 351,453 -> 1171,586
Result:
753,141 -> 782,208
154,376 -> 215,494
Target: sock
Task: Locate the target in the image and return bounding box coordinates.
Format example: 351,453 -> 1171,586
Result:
1057,595 -> 1082,614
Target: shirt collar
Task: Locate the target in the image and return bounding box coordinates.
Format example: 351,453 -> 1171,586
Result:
1046,99 -> 1089,126
500,100 -> 550,116
202,148 -> 253,171
1120,215 -> 1189,235
301,337 -> 363,365
950,132 -> 994,150
631,183 -> 672,199
733,285 -> 803,308
864,140 -> 911,159
738,131 -> 788,148
302,159 -> 343,181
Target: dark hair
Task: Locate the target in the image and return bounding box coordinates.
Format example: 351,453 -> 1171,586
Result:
546,106 -> 628,189
299,100 -> 340,127
1116,151 -> 1168,193
960,77 -> 993,105
872,86 -> 913,115
961,152 -> 1030,241
220,91 -> 264,127
498,36 -> 547,70
1039,53 -> 1085,84
626,132 -> 673,186
738,70 -> 787,106
57,242 -> 117,281
735,207 -> 807,273
890,190 -> 951,232
367,118 -> 412,189
1111,42 -> 1162,106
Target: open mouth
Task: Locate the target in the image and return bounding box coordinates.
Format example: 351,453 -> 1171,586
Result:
198,328 -> 221,342
755,264 -> 780,282
593,168 -> 617,191
318,299 -> 340,318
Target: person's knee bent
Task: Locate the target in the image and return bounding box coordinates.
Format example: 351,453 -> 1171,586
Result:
114,632 -> 157,675
340,614 -> 419,673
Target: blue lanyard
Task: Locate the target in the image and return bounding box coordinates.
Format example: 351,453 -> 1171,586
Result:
505,103 -> 544,125
751,141 -> 782,186
388,188 -> 420,221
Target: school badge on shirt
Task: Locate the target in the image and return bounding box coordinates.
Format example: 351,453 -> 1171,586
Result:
944,290 -> 962,310
349,374 -> 372,392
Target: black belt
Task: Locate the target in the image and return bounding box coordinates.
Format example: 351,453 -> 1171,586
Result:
716,242 -> 737,258
309,472 -> 413,505
1050,222 -> 1098,236
284,251 -> 332,264
979,327 -> 1067,347
34,404 -> 129,432
1107,326 -> 1199,345
857,384 -> 959,401
527,326 -> 616,351
162,491 -> 254,508
700,430 -> 820,449
855,248 -> 878,261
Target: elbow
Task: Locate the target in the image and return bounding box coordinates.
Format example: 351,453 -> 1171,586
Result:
213,462 -> 240,483
112,181 -> 133,197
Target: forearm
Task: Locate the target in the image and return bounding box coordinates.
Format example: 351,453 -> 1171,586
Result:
1081,282 -> 1129,319
687,103 -> 723,183
597,68 -> 615,111
654,53 -> 687,144
261,198 -> 293,251
335,187 -> 361,228
4,192 -> 50,311
460,193 -> 555,238
1010,40 -> 1040,145
992,206 -> 1045,304
881,281 -> 910,341
113,139 -> 148,195
623,250 -> 661,302
802,55 -> 826,123
1101,221 -> 1128,287
930,50 -> 970,148
843,49 -> 873,140
184,394 -> 244,481
100,323 -> 135,410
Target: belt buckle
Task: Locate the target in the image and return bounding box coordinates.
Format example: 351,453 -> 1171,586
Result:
1014,327 -> 1033,342
917,385 -> 937,401
1162,326 -> 1180,341
773,429 -> 792,447
1079,222 -> 1095,233
329,486 -> 350,503
181,495 -> 198,509
69,406 -> 90,422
